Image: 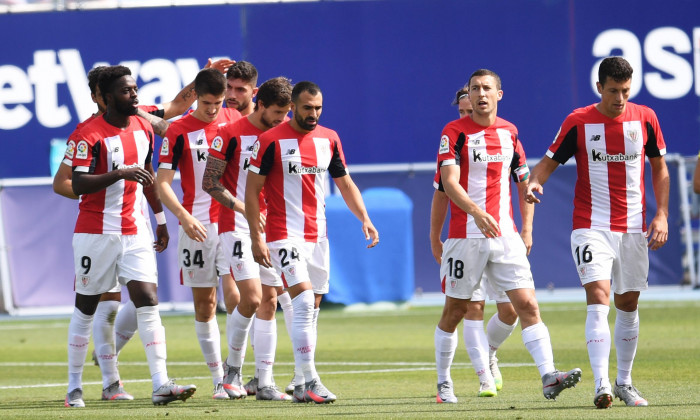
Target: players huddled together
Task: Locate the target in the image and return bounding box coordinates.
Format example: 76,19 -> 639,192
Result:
56,55 -> 665,410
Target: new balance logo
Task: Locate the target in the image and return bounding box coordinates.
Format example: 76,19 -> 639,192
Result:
590,149 -> 639,162
288,162 -> 325,175
247,145 -> 254,151
196,139 -> 204,145
590,134 -> 601,141
286,149 -> 296,155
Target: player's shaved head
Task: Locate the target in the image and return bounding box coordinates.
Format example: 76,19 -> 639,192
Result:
292,81 -> 321,103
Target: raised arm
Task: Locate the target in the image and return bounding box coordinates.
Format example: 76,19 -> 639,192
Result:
333,174 -> 379,248
137,108 -> 170,138
430,189 -> 449,263
160,58 -> 235,120
647,155 -> 669,250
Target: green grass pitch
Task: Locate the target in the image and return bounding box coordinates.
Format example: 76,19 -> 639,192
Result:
1,300 -> 699,419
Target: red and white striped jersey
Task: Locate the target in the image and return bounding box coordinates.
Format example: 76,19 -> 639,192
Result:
158,108 -> 242,224
437,116 -> 529,239
72,115 -> 155,235
64,106 -> 164,167
546,102 -> 666,233
248,122 -> 348,243
208,117 -> 266,234
62,115 -> 98,167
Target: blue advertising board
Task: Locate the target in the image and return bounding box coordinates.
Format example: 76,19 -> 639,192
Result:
1,0 -> 698,178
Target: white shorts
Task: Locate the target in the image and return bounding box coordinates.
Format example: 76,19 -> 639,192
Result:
440,233 -> 533,300
570,229 -> 649,293
178,223 -> 228,288
72,232 -> 157,296
219,231 -> 282,287
268,238 -> 330,295
471,275 -> 510,303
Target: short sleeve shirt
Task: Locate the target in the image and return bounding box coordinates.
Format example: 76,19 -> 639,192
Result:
546,103 -> 666,233
248,122 -> 348,242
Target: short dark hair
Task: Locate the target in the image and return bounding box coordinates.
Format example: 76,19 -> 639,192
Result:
255,77 -> 292,110
194,68 -> 226,97
87,66 -> 107,95
468,69 -> 502,90
98,65 -> 132,103
226,61 -> 258,86
598,56 -> 633,86
291,81 -> 321,103
452,86 -> 469,105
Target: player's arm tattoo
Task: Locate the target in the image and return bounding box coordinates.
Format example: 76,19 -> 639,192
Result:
137,109 -> 170,137
180,82 -> 196,104
202,156 -> 237,210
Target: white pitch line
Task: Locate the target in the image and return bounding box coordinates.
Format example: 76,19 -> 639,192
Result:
0,362 -> 534,390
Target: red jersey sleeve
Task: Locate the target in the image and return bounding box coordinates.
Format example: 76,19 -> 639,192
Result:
209,124 -> 233,161
158,124 -> 184,170
642,106 -> 666,158
328,136 -> 348,178
510,134 -> 530,183
249,135 -> 276,176
546,113 -> 579,164
437,121 -> 464,168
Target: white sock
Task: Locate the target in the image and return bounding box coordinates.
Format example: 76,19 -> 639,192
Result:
615,308 -> 639,385
311,307 -> 320,355
94,300 -> 120,388
434,326 -> 458,384
586,304 -> 611,388
486,313 -> 518,360
67,307 -> 93,392
278,291 -> 294,339
463,320 -> 492,383
136,305 -> 169,391
195,319 -> 224,386
521,322 -> 556,377
254,318 -> 277,388
292,290 -> 317,383
226,307 -> 253,368
249,314 -> 256,352
114,300 -> 137,354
